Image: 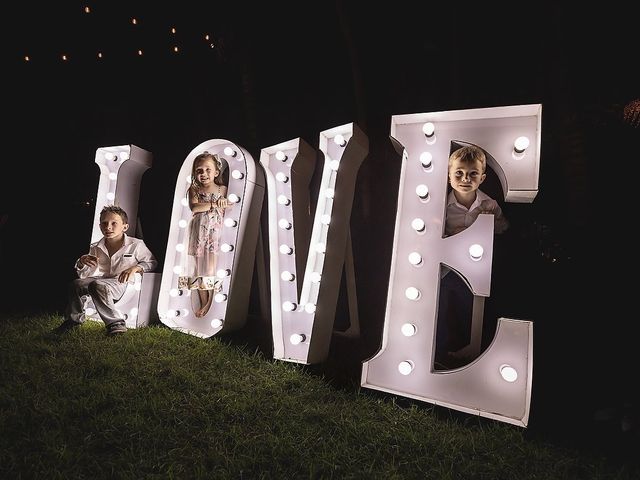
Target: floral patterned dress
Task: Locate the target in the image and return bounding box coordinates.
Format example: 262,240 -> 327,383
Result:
188,192 -> 224,276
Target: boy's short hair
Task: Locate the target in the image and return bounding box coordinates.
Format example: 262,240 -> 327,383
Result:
100,205 -> 129,224
449,145 -> 487,173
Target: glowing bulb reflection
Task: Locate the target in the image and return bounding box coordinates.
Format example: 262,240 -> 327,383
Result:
500,364 -> 518,382
401,323 -> 417,336
398,361 -> 414,375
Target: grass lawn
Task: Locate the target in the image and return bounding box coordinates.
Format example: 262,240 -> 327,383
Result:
1,312 -> 637,479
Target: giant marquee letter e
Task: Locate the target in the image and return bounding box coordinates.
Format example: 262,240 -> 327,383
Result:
261,123 -> 368,364
361,105 -> 541,427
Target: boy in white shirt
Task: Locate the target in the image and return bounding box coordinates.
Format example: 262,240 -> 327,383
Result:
55,205 -> 158,336
436,145 -> 508,368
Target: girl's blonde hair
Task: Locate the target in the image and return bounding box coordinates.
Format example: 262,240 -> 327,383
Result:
190,151 -> 225,189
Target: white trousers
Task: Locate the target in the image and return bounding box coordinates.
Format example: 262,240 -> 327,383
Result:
66,277 -> 128,327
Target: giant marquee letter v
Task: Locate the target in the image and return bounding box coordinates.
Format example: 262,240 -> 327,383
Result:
260,123 -> 368,364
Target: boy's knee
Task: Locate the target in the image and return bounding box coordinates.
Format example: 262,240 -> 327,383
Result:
70,278 -> 87,293
87,281 -> 107,298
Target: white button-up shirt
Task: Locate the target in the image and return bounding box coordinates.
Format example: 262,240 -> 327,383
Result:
445,189 -> 509,237
76,234 -> 158,279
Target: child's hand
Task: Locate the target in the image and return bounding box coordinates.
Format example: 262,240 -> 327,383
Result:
118,266 -> 141,283
217,197 -> 229,208
479,199 -> 497,214
80,254 -> 98,268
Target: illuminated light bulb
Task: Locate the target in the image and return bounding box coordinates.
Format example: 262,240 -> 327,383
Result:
275,150 -> 287,161
171,27 -> 177,34
282,301 -> 296,312
224,218 -> 237,227
172,265 -> 182,275
220,243 -> 233,253
411,218 -> 426,233
217,269 -> 230,278
106,192 -> 115,201
279,219 -> 291,230
132,18 -> 138,25
405,287 -> 420,300
304,303 -> 316,313
415,184 -> 429,200
173,46 -> 179,53
231,169 -> 244,180
224,146 -> 237,157
280,244 -> 293,255
85,307 -> 96,316
398,360 -> 414,375
108,172 -> 117,180
24,56 -> 30,62
324,188 -> 335,199
513,136 -> 530,154
281,271 -> 294,281
61,54 -> 68,61
290,333 -> 306,345
104,152 -> 115,161
137,50 -> 143,56
315,243 -> 326,253
178,219 -> 187,228
169,288 -> 180,297
419,152 -> 433,169
214,293 -> 227,303
228,193 -> 240,203
167,310 -> 178,319
408,252 -> 423,266
334,134 -> 347,147
97,52 -> 103,59
320,214 -> 331,225
84,6 -> 91,13
181,198 -> 189,207
277,195 -> 291,206
422,122 -> 435,137
129,308 -> 138,317
211,318 -> 223,328
329,160 -> 340,171
310,272 -> 321,283
275,172 -> 289,183
401,323 -> 417,337
469,244 -> 484,261
176,243 -> 185,252
120,151 -> 130,161
500,364 -> 518,382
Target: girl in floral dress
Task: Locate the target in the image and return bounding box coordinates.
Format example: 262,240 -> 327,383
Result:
187,152 -> 229,317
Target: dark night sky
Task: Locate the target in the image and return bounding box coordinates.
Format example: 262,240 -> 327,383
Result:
2,1 -> 638,453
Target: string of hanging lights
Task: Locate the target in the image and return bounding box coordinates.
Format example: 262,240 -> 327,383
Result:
19,4 -> 219,64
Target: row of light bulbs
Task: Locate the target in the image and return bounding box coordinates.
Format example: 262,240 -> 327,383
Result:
422,122 -> 530,158
275,135 -> 349,346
